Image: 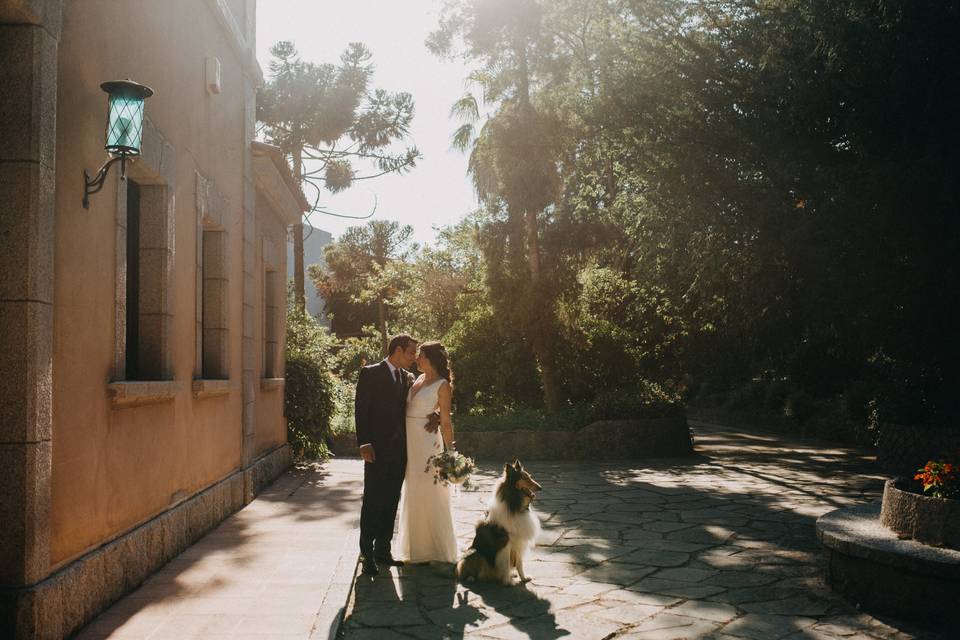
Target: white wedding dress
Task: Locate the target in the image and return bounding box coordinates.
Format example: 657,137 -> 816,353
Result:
395,376 -> 458,563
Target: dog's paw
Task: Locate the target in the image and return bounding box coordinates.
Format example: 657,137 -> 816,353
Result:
520,576 -> 533,583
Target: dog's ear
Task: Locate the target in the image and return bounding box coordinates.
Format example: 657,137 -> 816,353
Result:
503,462 -> 514,476
514,460 -> 524,472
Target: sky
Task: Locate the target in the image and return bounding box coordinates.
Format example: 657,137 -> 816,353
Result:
256,0 -> 479,246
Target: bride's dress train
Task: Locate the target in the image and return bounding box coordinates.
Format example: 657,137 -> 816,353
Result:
396,377 -> 458,563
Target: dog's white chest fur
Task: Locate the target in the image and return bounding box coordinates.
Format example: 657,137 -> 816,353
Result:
487,498 -> 540,548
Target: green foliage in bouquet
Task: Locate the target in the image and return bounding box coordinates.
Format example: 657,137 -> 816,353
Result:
425,449 -> 477,490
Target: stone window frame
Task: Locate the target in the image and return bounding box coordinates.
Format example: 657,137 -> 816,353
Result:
200,229 -> 228,378
109,120 -> 177,407
262,236 -> 281,381
194,172 -> 231,397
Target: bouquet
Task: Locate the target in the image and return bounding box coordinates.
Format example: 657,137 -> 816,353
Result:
425,448 -> 476,489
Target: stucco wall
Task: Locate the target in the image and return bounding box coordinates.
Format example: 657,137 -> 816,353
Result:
49,0 -> 277,568
255,192 -> 290,456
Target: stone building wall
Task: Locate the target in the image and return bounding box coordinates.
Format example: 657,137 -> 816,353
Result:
0,1 -> 301,636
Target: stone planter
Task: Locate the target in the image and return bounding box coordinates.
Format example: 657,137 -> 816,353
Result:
880,478 -> 960,550
817,503 -> 960,625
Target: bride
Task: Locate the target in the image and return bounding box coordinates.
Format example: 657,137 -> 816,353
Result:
395,341 -> 458,564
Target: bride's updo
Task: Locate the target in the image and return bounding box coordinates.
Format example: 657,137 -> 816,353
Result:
419,341 -> 453,384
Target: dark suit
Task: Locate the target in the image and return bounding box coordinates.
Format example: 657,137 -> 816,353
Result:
355,360 -> 411,557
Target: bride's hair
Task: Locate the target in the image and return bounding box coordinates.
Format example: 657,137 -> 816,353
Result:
418,341 -> 453,384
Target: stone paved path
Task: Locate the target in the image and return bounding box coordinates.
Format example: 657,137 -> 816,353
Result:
341,421 -> 949,640
74,460 -> 363,639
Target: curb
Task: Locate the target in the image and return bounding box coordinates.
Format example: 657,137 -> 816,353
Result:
311,530 -> 360,639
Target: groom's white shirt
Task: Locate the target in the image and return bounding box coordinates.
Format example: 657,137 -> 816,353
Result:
383,357 -> 399,379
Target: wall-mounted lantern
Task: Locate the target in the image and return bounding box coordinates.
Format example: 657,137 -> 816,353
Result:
82,79 -> 154,209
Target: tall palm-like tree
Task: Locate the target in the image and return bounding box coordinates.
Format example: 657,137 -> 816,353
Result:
431,0 -> 563,410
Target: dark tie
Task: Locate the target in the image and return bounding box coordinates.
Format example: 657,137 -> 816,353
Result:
395,368 -> 402,388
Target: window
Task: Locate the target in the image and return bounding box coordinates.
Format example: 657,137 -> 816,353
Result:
122,179 -> 172,380
125,180 -> 142,378
263,269 -> 279,378
201,230 -> 228,379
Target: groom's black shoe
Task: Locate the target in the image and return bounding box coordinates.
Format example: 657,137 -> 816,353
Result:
375,554 -> 404,567
361,555 -> 380,576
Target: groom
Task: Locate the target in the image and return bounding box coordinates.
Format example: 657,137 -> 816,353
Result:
355,334 -> 430,576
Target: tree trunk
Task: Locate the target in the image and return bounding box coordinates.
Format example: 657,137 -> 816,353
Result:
524,207 -> 560,412
377,295 -> 388,357
514,31 -> 559,412
292,148 -> 306,313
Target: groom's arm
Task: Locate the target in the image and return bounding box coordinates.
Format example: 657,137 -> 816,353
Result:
355,367 -> 375,462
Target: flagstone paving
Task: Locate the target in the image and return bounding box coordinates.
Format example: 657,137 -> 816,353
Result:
72,421 -> 950,639
341,421 -> 950,640
74,461 -> 364,640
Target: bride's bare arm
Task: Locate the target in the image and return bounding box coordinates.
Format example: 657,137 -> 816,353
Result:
437,381 -> 455,450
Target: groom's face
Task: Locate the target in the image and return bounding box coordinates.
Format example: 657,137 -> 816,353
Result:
399,343 -> 418,369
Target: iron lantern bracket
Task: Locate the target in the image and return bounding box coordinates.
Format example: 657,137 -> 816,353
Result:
82,155 -> 129,209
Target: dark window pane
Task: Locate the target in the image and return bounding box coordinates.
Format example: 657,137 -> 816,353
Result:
125,180 -> 141,380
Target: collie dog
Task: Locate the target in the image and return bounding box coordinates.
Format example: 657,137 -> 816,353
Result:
457,460 -> 542,586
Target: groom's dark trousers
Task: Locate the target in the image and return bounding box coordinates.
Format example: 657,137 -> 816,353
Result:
355,361 -> 409,558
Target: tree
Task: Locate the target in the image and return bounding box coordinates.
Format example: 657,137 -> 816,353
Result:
430,0 -> 565,411
309,220 -> 415,355
258,41 -> 420,311
551,0 -> 960,422
425,0 -> 960,429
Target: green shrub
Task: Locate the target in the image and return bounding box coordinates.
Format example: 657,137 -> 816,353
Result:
458,407 -> 576,432
285,302 -> 337,459
330,380 -> 357,436
288,424 -> 331,459
723,380 -> 765,412
456,381 -> 681,432
763,380 -> 790,413
443,303 -> 543,413
588,381 -> 681,420
784,390 -> 817,424
842,379 -> 874,423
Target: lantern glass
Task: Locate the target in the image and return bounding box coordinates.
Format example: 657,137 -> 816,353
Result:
101,80 -> 154,157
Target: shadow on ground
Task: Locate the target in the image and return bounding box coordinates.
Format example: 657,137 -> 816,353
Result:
73,460 -> 363,639
341,422 -> 950,640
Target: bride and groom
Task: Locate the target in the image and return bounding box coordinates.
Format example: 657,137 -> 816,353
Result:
354,334 -> 458,576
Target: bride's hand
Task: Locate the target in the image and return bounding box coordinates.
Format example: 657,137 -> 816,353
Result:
424,411 -> 440,433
